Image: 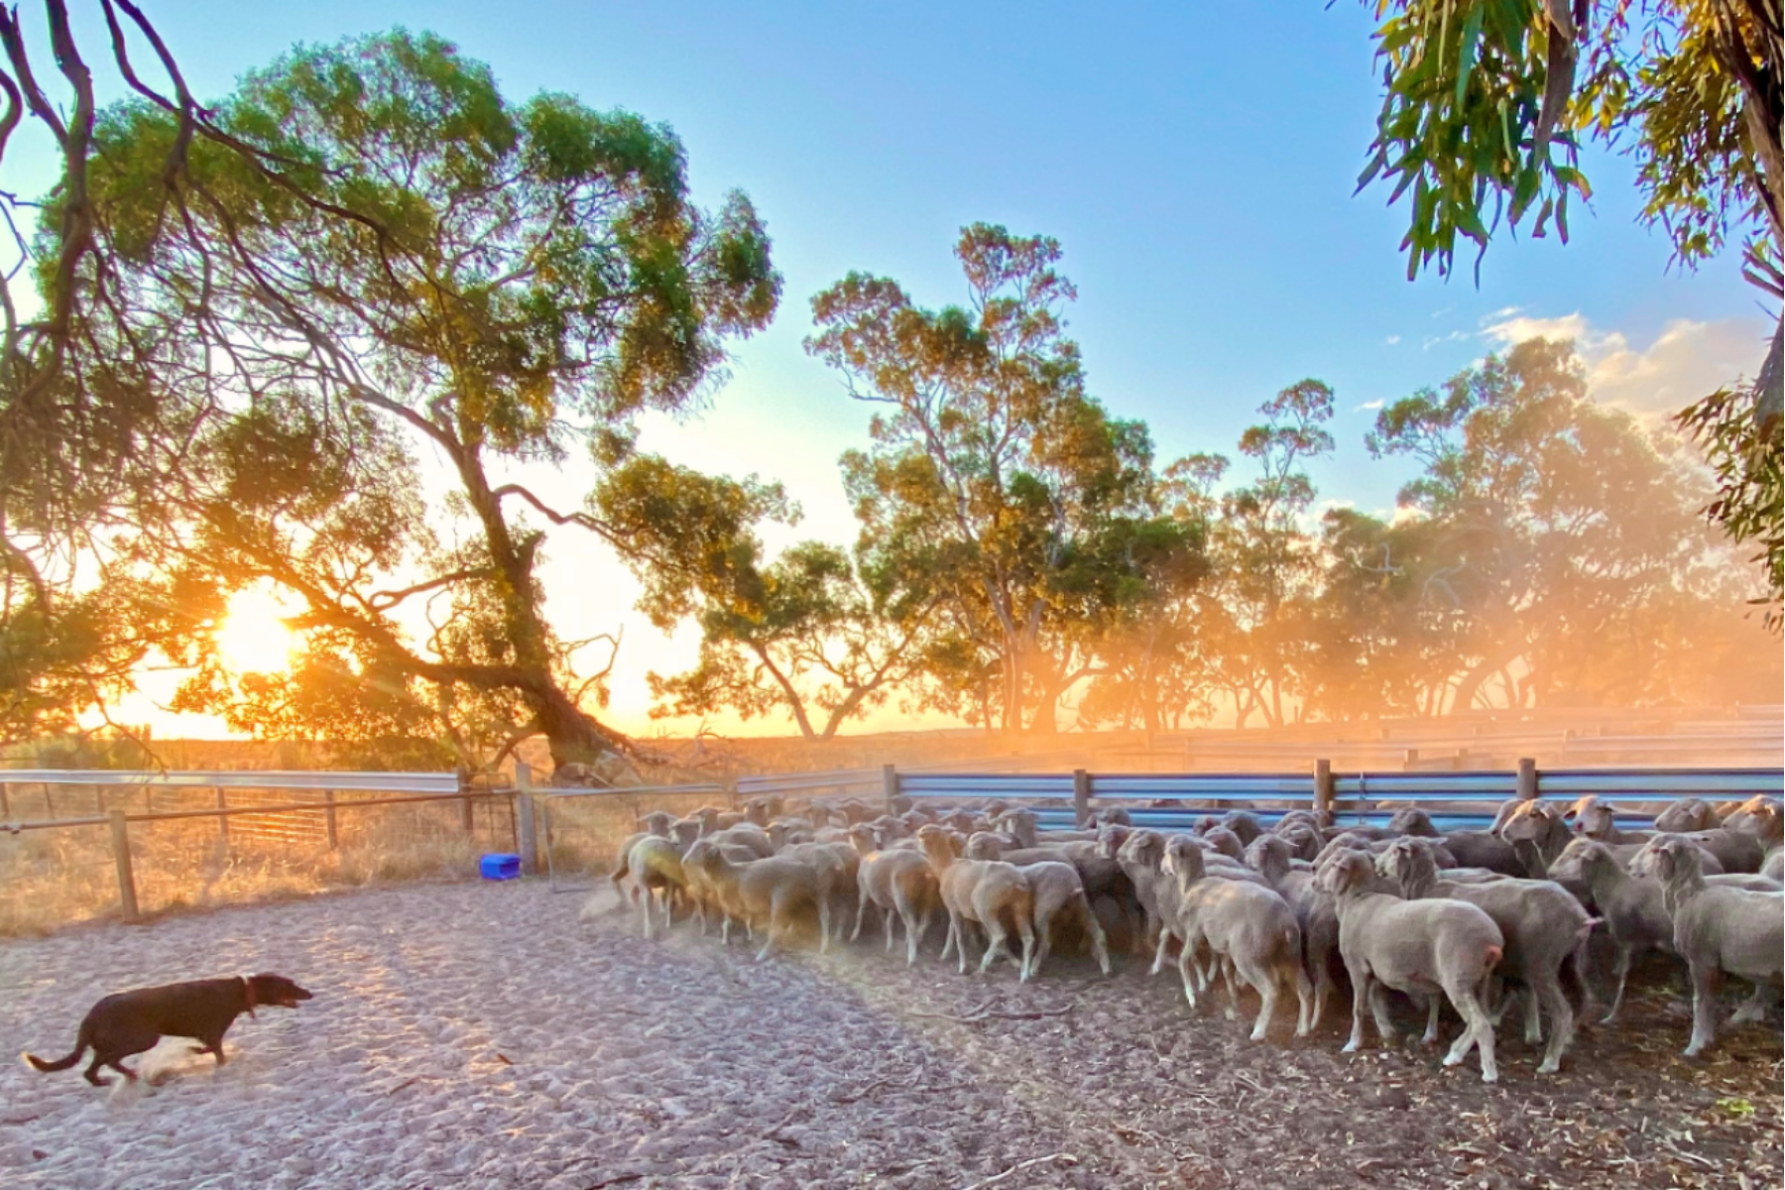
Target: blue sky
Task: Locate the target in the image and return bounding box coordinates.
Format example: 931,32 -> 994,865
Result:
15,2 -> 1769,735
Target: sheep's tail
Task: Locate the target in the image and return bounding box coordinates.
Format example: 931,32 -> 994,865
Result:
1574,916 -> 1601,946
1482,943 -> 1504,970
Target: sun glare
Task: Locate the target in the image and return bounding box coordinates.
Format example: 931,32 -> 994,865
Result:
214,587 -> 300,675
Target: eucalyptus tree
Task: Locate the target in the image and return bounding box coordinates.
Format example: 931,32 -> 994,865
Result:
807,225 -> 1202,734
80,31 -> 780,769
1353,0 -> 1781,618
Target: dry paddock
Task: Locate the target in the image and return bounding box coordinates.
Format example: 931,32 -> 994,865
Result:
0,880 -> 1778,1190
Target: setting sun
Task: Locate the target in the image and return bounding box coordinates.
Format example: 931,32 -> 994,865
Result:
213,586 -> 301,675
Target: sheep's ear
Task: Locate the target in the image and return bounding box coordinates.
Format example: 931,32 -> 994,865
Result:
1489,799 -> 1524,834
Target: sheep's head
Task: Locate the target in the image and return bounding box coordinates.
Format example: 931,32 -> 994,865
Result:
638,810 -> 675,838
1162,835 -> 1205,887
1097,807 -> 1133,827
1643,835 -> 1702,884
1118,829 -> 1166,869
1277,822 -> 1322,862
1566,797 -> 1620,840
1318,850 -> 1373,896
1548,837 -> 1609,884
1096,823 -> 1133,859
1387,806 -> 1437,837
1654,797 -> 1714,833
1203,826 -> 1244,861
964,832 -> 1005,861
1496,800 -> 1562,844
1245,834 -> 1292,881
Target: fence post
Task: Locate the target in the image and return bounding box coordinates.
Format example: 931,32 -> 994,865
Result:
1516,757 -> 1538,801
1402,748 -> 1419,771
514,762 -> 539,875
216,786 -> 229,844
882,764 -> 899,815
109,808 -> 140,923
1313,758 -> 1334,818
458,765 -> 475,834
0,780 -> 8,819
1072,769 -> 1091,828
323,789 -> 339,850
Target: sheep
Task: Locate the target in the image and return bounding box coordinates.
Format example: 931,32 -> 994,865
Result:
781,840 -> 860,952
1493,800 -> 1575,879
1388,805 -> 1541,877
623,835 -> 688,941
607,810 -> 679,908
965,833 -> 1110,977
848,826 -> 941,965
1654,797 -> 1719,833
916,824 -> 1037,980
1545,838 -> 1674,1023
1626,835 -> 1782,892
1562,795 -> 1655,846
683,839 -> 821,961
1319,849 -> 1506,1082
1246,833 -> 1339,1030
1107,828 -> 1189,972
1379,837 -> 1594,1075
1164,837 -> 1312,1041
1201,826 -> 1247,862
1644,835 -> 1785,1057
1720,796 -> 1783,841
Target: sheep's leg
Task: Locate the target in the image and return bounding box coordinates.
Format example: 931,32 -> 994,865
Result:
1029,906 -> 1054,980
1420,993 -> 1442,1045
1310,963 -> 1331,1032
1237,956 -> 1276,1042
1367,981 -> 1400,1045
1148,924 -> 1174,977
816,892 -> 833,955
1522,982 -> 1545,1046
1176,943 -> 1200,1009
1534,972 -> 1574,1075
978,917 -> 1013,976
1085,901 -> 1113,976
638,886 -> 655,940
756,896 -> 788,962
1683,961 -> 1722,1057
1017,919 -> 1036,984
939,908 -> 956,961
1342,967 -> 1373,1053
1291,960 -> 1314,1037
1730,982 -> 1775,1025
1445,984 -> 1498,1083
850,894 -> 870,944
1219,955 -> 1242,1022
1601,944 -> 1633,1024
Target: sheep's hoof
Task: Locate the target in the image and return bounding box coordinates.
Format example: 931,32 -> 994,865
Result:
1249,1027 -> 1268,1042
1441,1052 -> 1464,1067
1479,1070 -> 1498,1084
1341,1040 -> 1361,1054
1536,1059 -> 1560,1075
1223,1007 -> 1237,1022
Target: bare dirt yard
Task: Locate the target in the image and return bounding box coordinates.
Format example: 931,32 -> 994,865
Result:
0,879 -> 1778,1190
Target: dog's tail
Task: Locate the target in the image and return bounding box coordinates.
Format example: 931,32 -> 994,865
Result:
22,1027 -> 86,1074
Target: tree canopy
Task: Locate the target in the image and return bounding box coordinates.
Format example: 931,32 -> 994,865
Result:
1354,0 -> 1781,622
69,28 -> 779,768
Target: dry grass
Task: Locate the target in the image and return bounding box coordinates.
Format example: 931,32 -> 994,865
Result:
0,803 -> 504,938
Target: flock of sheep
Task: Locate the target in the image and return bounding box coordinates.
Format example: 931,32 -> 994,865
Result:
599,790 -> 1784,1084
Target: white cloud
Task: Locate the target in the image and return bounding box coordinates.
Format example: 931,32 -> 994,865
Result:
1385,334 -> 1402,345
1478,310 -> 1771,418
1354,399 -> 1385,411
1487,305 -> 1522,320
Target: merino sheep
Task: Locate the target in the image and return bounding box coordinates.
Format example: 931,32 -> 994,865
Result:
1380,838 -> 1594,1075
848,826 -> 941,964
916,825 -> 1037,980
1546,838 -> 1674,1022
1644,836 -> 1785,1057
1164,838 -> 1312,1041
1246,834 -> 1339,1030
1320,850 -> 1506,1082
684,840 -> 821,961
967,834 -> 1111,978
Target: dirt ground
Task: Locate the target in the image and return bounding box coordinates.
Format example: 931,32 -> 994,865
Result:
0,879 -> 1777,1190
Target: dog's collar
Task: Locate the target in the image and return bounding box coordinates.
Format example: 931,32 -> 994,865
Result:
240,975 -> 257,1019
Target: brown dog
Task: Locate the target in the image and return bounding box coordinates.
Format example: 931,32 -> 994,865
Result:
24,973 -> 312,1086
